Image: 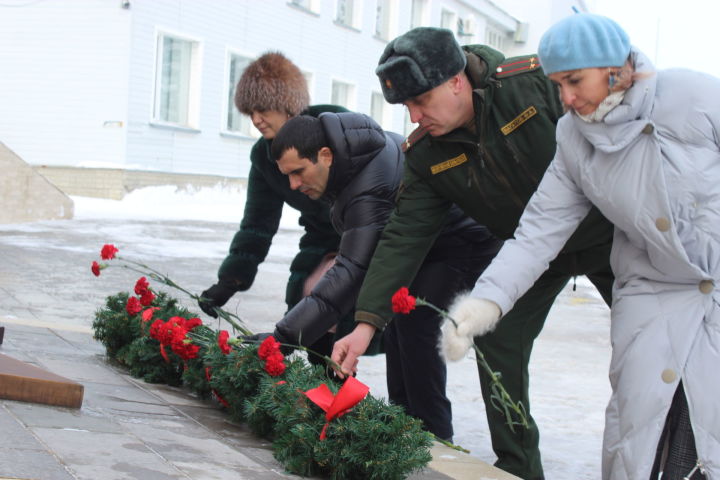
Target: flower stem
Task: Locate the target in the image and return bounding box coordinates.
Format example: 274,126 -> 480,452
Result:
432,435 -> 470,454
416,298 -> 529,432
115,258 -> 251,335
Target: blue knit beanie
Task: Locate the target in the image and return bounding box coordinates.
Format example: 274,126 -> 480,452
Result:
538,13 -> 630,75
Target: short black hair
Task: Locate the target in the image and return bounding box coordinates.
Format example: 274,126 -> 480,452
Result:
271,115 -> 327,164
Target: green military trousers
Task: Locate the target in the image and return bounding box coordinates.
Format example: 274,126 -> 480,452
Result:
474,244 -> 613,480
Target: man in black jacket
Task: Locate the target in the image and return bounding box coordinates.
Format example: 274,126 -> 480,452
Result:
262,112 -> 502,441
197,53 -> 346,358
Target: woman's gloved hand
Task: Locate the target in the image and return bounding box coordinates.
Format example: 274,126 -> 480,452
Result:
440,293 -> 501,362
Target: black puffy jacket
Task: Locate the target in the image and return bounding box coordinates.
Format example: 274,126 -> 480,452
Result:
274,112 -> 495,346
217,105 -> 346,309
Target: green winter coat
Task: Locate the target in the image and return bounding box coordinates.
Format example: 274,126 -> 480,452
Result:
355,45 -> 614,329
218,104 -> 347,309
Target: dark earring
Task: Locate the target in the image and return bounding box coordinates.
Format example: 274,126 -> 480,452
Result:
608,72 -> 617,89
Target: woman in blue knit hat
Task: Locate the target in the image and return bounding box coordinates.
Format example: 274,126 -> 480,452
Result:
440,13 -> 718,479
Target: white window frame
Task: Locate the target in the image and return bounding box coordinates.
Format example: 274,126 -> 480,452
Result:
330,79 -> 356,110
458,15 -> 477,43
410,0 -> 429,29
335,0 -> 362,30
370,91 -> 391,130
440,8 -> 457,34
152,29 -> 203,130
485,22 -> 508,52
222,49 -> 257,138
287,0 -> 320,14
374,0 -> 396,41
302,70 -> 315,104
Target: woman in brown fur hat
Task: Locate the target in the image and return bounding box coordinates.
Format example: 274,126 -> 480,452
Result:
199,52 -> 348,364
235,52 -> 310,138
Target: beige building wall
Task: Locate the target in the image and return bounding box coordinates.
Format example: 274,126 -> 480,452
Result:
0,143 -> 73,224
32,166 -> 247,200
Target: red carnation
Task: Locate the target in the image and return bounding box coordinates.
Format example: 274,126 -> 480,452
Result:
258,336 -> 281,360
148,316 -> 203,361
175,340 -> 200,360
217,330 -> 232,354
126,296 -> 142,316
172,340 -> 200,360
168,322 -> 196,360
267,351 -> 284,363
139,290 -> 155,306
184,317 -> 202,331
141,307 -> 160,322
188,344 -> 200,359
162,317 -> 185,344
91,261 -> 101,277
149,319 -> 164,340
171,325 -> 188,345
160,321 -> 178,345
264,357 -> 286,376
391,287 -> 417,314
134,277 -> 149,295
159,345 -> 169,363
100,244 -> 119,260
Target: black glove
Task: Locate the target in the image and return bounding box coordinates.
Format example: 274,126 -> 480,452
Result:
198,283 -> 236,318
239,332 -> 274,344
240,331 -> 295,355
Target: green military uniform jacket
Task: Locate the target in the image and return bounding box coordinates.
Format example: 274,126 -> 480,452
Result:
355,45 -> 614,329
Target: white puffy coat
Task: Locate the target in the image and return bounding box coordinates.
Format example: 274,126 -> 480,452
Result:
471,48 -> 720,479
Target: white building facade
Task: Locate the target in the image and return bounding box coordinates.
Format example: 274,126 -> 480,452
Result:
0,0 -> 581,181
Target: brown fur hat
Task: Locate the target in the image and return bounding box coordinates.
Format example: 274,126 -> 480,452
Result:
234,52 -> 309,116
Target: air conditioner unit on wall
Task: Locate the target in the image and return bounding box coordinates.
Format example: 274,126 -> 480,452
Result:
514,22 -> 529,43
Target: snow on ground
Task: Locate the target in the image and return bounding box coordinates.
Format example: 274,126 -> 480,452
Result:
60,186 -> 611,478
72,184 -> 302,229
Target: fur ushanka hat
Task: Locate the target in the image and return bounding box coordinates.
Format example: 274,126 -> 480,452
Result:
376,27 -> 467,104
234,52 -> 310,116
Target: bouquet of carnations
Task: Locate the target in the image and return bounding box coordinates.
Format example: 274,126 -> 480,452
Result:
91,244 -> 432,480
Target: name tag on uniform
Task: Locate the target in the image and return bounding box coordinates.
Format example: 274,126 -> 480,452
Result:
501,106 -> 537,135
430,153 -> 468,175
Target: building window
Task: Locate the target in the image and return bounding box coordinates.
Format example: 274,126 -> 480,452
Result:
458,16 -> 476,42
288,0 -> 320,14
410,0 -> 428,28
370,91 -> 390,129
153,33 -> 201,128
440,9 -> 456,32
485,23 -> 507,52
303,71 -> 314,103
336,0 -> 360,29
374,0 -> 393,41
331,80 -> 355,109
225,53 -> 255,136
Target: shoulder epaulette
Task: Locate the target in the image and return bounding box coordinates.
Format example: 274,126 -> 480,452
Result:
402,126 -> 430,152
494,55 -> 540,79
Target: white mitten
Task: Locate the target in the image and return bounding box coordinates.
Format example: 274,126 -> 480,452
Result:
440,293 -> 501,362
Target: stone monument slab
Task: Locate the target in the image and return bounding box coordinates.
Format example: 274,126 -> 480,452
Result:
0,353 -> 83,408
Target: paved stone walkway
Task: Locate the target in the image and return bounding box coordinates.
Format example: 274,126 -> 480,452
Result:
0,217 -> 518,480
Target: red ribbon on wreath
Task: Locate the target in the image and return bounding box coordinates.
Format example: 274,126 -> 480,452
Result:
303,376 -> 369,440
